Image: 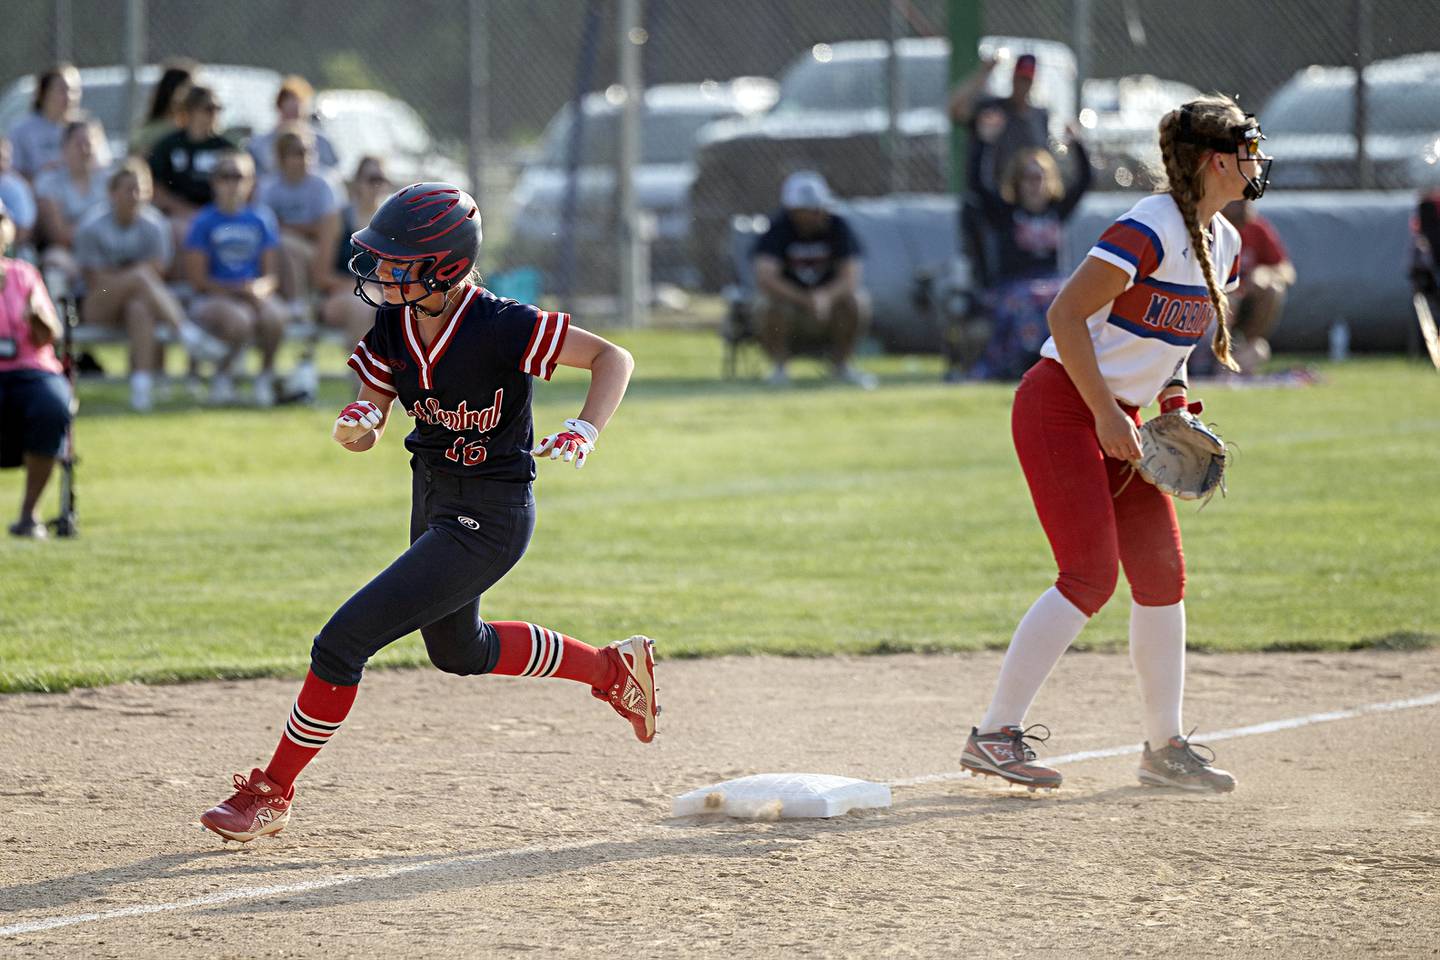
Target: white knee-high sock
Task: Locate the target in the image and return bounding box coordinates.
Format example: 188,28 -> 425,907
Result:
979,587 -> 1089,732
1129,600 -> 1186,747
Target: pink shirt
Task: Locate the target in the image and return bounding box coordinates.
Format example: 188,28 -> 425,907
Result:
0,258 -> 62,375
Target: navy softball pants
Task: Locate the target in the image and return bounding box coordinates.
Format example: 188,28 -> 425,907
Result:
309,460 -> 536,686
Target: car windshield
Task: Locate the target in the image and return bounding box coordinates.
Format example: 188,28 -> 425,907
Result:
322,104 -> 431,158
541,107 -> 729,166
1264,77 -> 1440,134
773,53 -> 948,113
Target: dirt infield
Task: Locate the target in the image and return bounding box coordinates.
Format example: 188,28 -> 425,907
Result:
2,649 -> 1438,959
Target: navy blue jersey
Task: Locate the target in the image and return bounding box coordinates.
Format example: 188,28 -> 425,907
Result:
346,285 -> 570,481
750,210 -> 861,289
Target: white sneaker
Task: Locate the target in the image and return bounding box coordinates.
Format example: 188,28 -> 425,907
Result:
176,322 -> 230,363
253,372 -> 276,408
287,299 -> 312,325
129,372 -> 154,412
286,360 -> 319,401
834,365 -> 878,390
209,374 -> 236,405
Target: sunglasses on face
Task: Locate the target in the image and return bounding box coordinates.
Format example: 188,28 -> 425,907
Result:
213,170 -> 243,181
364,175 -> 389,185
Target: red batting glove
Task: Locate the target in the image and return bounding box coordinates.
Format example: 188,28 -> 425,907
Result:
533,417 -> 598,469
333,400 -> 382,445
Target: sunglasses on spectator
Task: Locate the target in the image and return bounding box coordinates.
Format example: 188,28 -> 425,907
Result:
363,175 -> 389,185
213,169 -> 244,180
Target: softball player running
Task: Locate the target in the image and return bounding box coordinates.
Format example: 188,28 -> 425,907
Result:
201,183 -> 655,842
960,97 -> 1272,794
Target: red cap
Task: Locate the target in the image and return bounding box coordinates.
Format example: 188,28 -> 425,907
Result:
1015,54 -> 1037,78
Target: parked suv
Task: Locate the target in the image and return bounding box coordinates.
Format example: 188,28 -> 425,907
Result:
314,88 -> 466,186
1079,74 -> 1204,191
505,78 -> 776,290
1260,53 -> 1440,190
688,36 -> 1076,289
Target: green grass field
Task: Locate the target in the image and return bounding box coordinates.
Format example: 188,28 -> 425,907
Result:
1,331 -> 1437,692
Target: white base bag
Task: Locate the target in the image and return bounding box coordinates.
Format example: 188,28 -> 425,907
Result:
671,773 -> 892,820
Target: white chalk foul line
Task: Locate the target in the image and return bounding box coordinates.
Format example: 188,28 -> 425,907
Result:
888,689 -> 1440,789
0,841 -> 571,937
4,689 -> 1439,938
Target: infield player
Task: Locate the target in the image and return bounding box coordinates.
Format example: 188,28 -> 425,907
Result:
960,97 -> 1273,794
201,183 -> 656,842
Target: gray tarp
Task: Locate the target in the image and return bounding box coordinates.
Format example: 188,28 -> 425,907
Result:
731,191 -> 1419,352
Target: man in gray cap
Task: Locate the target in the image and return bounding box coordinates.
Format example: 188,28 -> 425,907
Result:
750,171 -> 874,388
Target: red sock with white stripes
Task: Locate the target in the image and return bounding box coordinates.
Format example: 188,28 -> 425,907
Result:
263,669 -> 359,790
489,621 -> 615,688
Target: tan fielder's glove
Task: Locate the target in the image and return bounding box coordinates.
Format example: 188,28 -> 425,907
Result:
1132,398 -> 1227,502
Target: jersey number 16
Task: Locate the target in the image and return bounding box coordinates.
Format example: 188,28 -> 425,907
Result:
444,437 -> 488,466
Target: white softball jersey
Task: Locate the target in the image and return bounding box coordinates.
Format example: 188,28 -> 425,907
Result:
1039,192 -> 1242,407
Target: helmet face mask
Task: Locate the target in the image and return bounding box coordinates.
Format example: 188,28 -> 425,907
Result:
1178,107 -> 1273,200
347,183 -> 482,312
347,247 -> 442,310
1234,125 -> 1273,200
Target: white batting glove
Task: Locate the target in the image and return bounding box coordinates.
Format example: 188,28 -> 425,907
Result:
332,400 -> 383,445
533,417 -> 598,469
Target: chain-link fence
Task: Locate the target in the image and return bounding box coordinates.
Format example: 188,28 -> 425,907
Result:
3,0 -> 1440,308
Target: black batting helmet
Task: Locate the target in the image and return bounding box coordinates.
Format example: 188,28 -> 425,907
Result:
348,182 -> 482,309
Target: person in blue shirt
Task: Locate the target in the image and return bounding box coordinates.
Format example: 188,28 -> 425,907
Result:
182,150 -> 287,405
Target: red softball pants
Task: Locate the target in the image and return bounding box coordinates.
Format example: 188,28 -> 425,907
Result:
1011,359 -> 1185,617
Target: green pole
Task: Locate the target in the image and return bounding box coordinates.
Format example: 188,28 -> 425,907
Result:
948,0 -> 982,193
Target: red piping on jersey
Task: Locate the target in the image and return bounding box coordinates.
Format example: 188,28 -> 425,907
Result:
347,353 -> 397,398
403,285 -> 478,390
520,311 -> 570,379
425,286 -> 475,376
520,311 -> 550,374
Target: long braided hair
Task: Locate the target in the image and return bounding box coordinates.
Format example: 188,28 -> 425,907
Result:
1157,96 -> 1247,371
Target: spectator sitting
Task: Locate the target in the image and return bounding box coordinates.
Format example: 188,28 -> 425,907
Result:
949,52 -> 1050,195
34,119 -> 111,296
7,63 -> 82,184
183,151 -> 286,406
0,136 -> 39,258
964,135 -> 1092,381
751,171 -> 874,388
1221,198 -> 1295,374
148,85 -> 237,226
130,59 -> 198,158
0,200 -> 72,539
248,75 -> 339,180
319,154 -> 390,349
74,159 -> 227,411
257,127 -> 340,318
